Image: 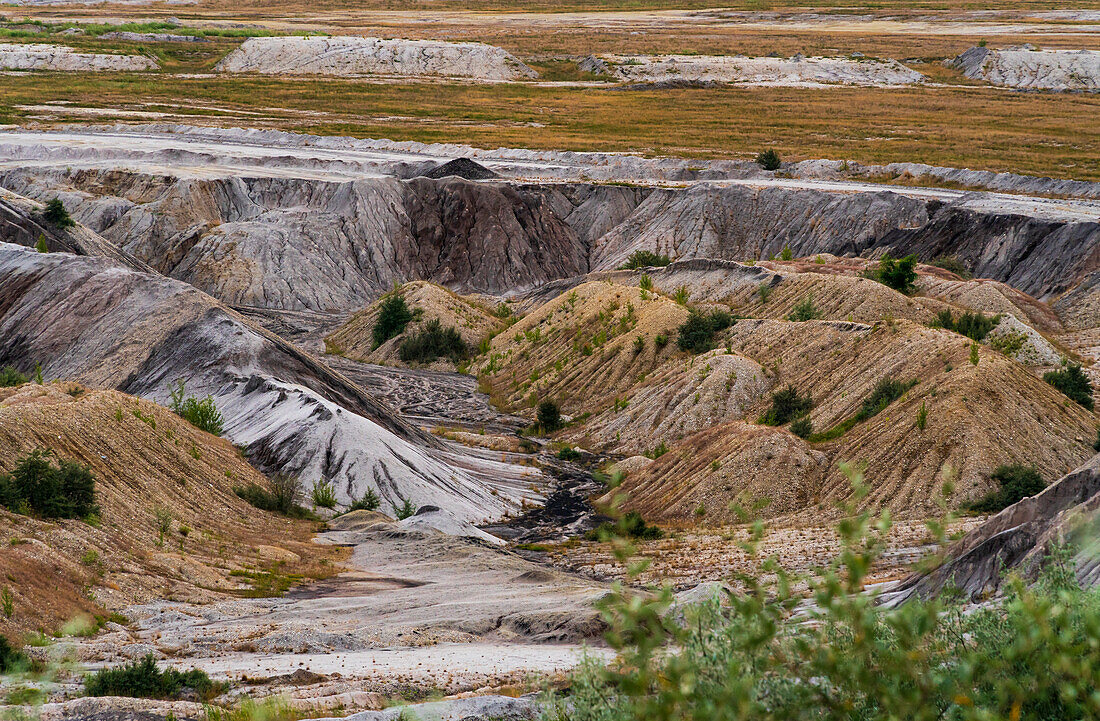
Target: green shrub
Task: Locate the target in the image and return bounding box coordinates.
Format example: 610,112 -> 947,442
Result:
372,293 -> 414,349
866,253 -> 918,294
789,415 -> 812,439
34,234 -> 48,253
168,380 -> 224,436
917,400 -> 928,431
0,449 -> 98,519
855,377 -> 916,422
644,441 -> 669,460
929,255 -> 972,279
760,386 -> 812,426
672,286 -> 690,305
619,250 -> 671,270
0,366 -> 27,388
786,295 -> 821,322
234,474 -> 310,518
551,464 -> 1100,721
654,334 -> 668,348
347,487 -> 381,513
1042,365 -> 1094,411
557,447 -> 582,461
392,497 -> 417,520
1094,427 -> 1100,452
587,511 -> 662,541
42,198 -> 74,228
967,464 -> 1046,513
779,245 -> 793,261
398,319 -> 468,364
537,400 -> 562,433
84,655 -> 223,701
311,480 -> 337,509
0,636 -> 27,673
756,149 -> 781,170
676,310 -> 734,353
929,309 -> 1001,342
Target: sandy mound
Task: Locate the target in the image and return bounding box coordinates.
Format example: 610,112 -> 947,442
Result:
216,36 -> 537,81
606,54 -> 924,87
327,282 -> 504,368
950,46 -> 1100,92
0,42 -> 156,71
606,422 -> 826,524
0,383 -> 340,638
474,280 -> 690,418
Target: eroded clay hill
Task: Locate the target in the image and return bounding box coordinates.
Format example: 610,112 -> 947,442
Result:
0,243 -> 541,522
326,282 -> 505,368
1,166 -> 1096,313
0,383 -> 342,638
478,264 -> 1098,522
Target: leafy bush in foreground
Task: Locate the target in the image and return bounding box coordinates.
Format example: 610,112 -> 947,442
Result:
759,386 -> 812,426
1043,364 -> 1094,411
398,319 -> 468,364
619,250 -> 672,270
547,466 -> 1100,721
0,449 -> 98,519
372,293 -> 414,349
0,636 -> 28,674
85,655 -> 223,701
967,464 -> 1046,513
537,400 -> 562,433
311,480 -> 337,509
677,310 -> 734,353
168,380 -> 224,436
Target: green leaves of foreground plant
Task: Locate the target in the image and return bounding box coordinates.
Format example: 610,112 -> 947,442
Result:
547,464 -> 1100,721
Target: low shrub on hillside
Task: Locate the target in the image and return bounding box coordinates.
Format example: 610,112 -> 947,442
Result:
0,366 -> 27,388
42,198 -> 74,228
234,474 -> 311,519
756,149 -> 781,170
786,295 -> 821,322
346,488 -> 381,513
0,450 -> 98,519
929,255 -> 972,279
929,309 -> 1001,342
865,253 -> 918,294
168,380 -> 224,436
392,497 -> 417,520
677,310 -> 734,353
1043,365 -> 1094,411
856,377 -> 917,422
84,655 -> 223,701
789,415 -> 813,439
398,319 -> 468,364
760,386 -> 813,426
967,464 -> 1046,513
372,293 -> 415,349
619,250 -> 671,270
557,447 -> 582,461
311,480 -> 337,509
537,401 -> 562,434
549,465 -> 1100,721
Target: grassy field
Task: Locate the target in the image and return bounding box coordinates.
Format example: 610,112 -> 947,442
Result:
1,72 -> 1096,180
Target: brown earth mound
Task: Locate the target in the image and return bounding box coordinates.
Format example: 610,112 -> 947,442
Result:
0,383 -> 342,640
326,282 -> 504,368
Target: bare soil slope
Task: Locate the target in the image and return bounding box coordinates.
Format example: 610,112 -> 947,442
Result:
0,383 -> 340,640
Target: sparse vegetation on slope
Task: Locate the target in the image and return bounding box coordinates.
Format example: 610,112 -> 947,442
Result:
929,309 -> 1001,342
676,309 -> 734,353
0,449 -> 98,520
168,379 -> 224,436
1043,365 -> 1095,411
85,655 -> 223,701
619,250 -> 671,270
966,464 -> 1046,514
0,367 -> 26,388
234,474 -> 312,519
372,292 -> 415,350
399,319 -> 468,364
759,386 -> 812,426
864,253 -> 918,294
